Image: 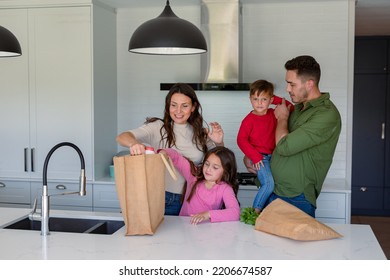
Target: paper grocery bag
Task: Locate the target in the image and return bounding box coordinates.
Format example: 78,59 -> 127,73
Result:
113,153 -> 176,235
254,198 -> 343,241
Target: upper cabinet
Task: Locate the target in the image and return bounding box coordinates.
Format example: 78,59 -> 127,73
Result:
354,37 -> 388,74
0,1 -> 117,182
0,9 -> 30,179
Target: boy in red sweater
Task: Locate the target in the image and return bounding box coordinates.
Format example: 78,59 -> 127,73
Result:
237,80 -> 293,213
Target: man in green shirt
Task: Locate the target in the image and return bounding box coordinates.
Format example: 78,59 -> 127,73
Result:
245,55 -> 341,217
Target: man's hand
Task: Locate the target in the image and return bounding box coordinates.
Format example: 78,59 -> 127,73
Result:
274,98 -> 290,144
274,98 -> 290,121
243,156 -> 257,174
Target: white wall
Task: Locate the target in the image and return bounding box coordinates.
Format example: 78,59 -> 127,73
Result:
116,0 -> 354,182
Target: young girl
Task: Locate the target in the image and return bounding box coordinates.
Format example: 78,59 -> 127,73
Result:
160,146 -> 240,224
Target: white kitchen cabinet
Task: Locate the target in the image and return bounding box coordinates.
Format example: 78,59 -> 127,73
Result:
0,180 -> 30,207
93,183 -> 121,212
0,1 -> 117,208
31,181 -> 93,211
315,192 -> 350,224
0,7 -> 93,180
0,9 -> 30,179
237,179 -> 351,224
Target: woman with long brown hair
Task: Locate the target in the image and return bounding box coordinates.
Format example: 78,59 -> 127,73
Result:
116,83 -> 224,215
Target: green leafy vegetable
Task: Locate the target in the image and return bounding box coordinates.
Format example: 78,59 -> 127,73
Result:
240,207 -> 259,225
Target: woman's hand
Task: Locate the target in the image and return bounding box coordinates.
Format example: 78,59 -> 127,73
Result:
116,132 -> 145,155
190,211 -> 210,224
207,122 -> 224,146
129,143 -> 145,156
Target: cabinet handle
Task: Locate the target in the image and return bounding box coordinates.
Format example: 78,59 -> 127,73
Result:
0,182 -> 5,188
56,184 -> 67,190
24,148 -> 28,172
360,187 -> 367,192
382,123 -> 385,140
31,148 -> 35,172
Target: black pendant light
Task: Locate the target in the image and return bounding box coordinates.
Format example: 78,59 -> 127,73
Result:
0,25 -> 22,57
129,0 -> 207,55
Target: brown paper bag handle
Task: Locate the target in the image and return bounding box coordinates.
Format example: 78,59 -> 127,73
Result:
160,153 -> 178,181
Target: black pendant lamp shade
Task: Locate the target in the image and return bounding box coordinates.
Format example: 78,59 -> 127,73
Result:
0,25 -> 22,57
129,1 -> 207,55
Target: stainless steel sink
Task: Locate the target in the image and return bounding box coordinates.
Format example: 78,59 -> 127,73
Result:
2,216 -> 124,235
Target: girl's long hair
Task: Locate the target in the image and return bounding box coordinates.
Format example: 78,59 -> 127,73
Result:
187,146 -> 238,202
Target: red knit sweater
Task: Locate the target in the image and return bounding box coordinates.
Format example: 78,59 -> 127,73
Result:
237,96 -> 293,164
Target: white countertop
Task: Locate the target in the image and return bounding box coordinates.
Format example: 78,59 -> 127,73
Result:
0,207 -> 385,260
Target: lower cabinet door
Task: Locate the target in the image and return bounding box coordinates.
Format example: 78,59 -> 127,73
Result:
0,180 -> 30,206
384,188 -> 390,210
93,184 -> 121,212
316,192 -> 346,220
352,185 -> 384,215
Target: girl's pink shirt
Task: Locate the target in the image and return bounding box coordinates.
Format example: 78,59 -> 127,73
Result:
164,149 -> 240,222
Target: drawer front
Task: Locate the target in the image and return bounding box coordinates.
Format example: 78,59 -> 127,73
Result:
0,180 -> 30,204
316,192 -> 346,219
31,182 -> 93,208
93,184 -> 120,209
352,186 -> 383,210
316,217 -> 346,224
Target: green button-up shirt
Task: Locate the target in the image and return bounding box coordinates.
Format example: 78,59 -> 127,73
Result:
270,92 -> 341,207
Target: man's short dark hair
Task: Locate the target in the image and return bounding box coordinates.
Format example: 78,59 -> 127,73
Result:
285,55 -> 321,85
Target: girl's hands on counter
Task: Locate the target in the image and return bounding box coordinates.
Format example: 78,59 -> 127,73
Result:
190,211 -> 210,225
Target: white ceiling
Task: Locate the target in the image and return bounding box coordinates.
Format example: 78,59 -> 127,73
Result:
104,0 -> 390,36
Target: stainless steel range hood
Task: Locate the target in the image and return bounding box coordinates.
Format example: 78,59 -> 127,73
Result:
161,0 -> 249,91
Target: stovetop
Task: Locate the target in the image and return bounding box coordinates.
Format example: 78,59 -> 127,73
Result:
237,172 -> 257,185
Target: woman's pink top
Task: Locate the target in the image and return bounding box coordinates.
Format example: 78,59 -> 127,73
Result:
164,148 -> 240,222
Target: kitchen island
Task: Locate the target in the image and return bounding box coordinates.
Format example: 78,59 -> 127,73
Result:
0,207 -> 386,260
